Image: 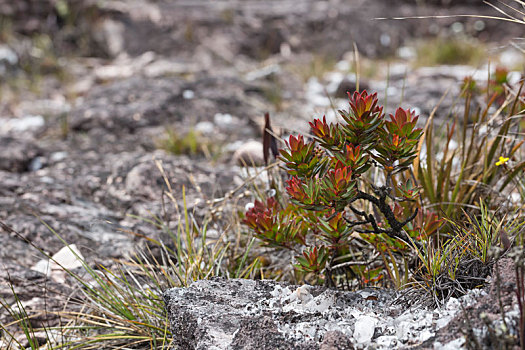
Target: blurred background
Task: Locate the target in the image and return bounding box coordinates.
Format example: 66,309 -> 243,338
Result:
1,0 -> 524,128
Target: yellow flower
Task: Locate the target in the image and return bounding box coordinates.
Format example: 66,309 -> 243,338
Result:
495,156 -> 509,166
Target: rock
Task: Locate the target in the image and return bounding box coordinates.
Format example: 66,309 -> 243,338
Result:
195,121 -> 214,135
397,0 -> 485,5
94,51 -> 156,81
164,279 -> 326,349
229,316 -> 314,350
0,0 -> 107,57
31,244 -> 84,283
27,156 -> 44,172
0,137 -> 41,172
92,19 -> 125,58
18,98 -> 71,118
0,0 -> 59,34
164,278 -> 394,350
335,76 -> 370,99
163,278 -> 509,349
320,331 -> 354,350
144,59 -> 200,78
433,338 -> 467,350
69,75 -> 259,140
0,44 -> 18,75
418,257 -> 522,349
0,115 -> 45,135
353,315 -> 377,344
232,140 -> 264,166
69,76 -> 183,133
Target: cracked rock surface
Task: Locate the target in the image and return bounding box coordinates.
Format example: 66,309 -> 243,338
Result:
164,277 -> 493,349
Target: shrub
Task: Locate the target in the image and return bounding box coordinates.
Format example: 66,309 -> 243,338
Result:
244,91 -> 439,288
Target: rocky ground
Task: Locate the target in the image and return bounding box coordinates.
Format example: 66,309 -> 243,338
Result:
163,257 -> 519,349
1,0 -> 524,348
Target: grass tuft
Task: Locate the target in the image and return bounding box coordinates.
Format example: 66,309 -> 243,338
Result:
414,36 -> 486,66
157,127 -> 221,160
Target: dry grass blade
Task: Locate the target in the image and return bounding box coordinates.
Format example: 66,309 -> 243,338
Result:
376,13 -> 524,25
376,0 -> 525,25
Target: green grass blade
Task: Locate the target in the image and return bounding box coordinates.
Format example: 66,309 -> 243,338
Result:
235,237 -> 257,278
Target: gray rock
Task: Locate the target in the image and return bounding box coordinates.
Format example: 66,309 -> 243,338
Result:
320,331 -> 354,350
231,140 -> 264,167
0,137 -> 41,172
335,76 -> 370,99
164,278 -> 501,350
92,19 -> 125,58
0,115 -> 45,135
69,77 -> 184,133
163,278 -> 393,350
69,75 -> 260,141
18,99 -> 71,119
0,45 -> 18,65
0,45 -> 18,75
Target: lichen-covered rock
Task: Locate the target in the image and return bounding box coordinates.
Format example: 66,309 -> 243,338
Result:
163,278 -> 509,349
164,278 -> 394,349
